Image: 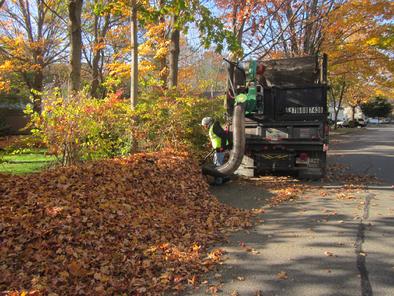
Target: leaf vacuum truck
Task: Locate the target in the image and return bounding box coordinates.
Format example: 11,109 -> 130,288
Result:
203,54 -> 329,180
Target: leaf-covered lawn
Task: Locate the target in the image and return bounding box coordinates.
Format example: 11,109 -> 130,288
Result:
0,150 -> 253,295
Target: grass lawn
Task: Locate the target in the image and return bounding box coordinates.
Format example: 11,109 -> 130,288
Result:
0,149 -> 58,174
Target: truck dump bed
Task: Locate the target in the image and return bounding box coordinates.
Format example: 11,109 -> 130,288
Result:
261,55 -> 326,87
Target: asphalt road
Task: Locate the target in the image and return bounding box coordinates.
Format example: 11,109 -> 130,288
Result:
329,125 -> 394,184
186,125 -> 394,296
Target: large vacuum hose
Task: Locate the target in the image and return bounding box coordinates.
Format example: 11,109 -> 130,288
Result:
202,103 -> 245,177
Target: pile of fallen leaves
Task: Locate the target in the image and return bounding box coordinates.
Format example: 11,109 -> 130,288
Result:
0,150 -> 252,295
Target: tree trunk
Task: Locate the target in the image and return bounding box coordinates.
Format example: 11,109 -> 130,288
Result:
351,106 -> 356,121
90,14 -> 100,98
168,16 -> 180,89
68,0 -> 83,92
32,69 -> 44,113
90,54 -> 100,98
90,14 -> 109,98
63,142 -> 79,166
158,0 -> 168,87
130,0 -> 138,108
330,80 -> 346,129
303,0 -> 319,55
286,3 -> 299,56
129,0 -> 138,152
65,0 -> 83,165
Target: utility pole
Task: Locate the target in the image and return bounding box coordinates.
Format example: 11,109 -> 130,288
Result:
130,0 -> 138,108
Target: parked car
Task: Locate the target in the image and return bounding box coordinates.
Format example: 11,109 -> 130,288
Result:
356,118 -> 366,127
336,120 -> 348,128
381,118 -> 391,124
337,118 -> 365,128
367,118 -> 379,124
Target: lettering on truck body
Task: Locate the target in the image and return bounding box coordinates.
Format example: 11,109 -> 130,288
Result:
285,106 -> 324,114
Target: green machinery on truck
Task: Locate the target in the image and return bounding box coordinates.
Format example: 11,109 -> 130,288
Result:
202,55 -> 329,179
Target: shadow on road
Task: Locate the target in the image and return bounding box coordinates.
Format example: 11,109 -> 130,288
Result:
190,186 -> 394,295
210,180 -> 275,210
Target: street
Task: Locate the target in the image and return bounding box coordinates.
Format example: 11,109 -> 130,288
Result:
188,125 -> 394,296
329,125 -> 394,183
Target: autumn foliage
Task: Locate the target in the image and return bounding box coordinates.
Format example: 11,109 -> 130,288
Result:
26,91 -> 134,164
0,150 -> 252,295
25,90 -> 224,164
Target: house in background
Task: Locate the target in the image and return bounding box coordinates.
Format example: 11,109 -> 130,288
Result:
328,105 -> 366,123
328,106 -> 345,122
0,95 -> 29,136
343,106 -> 365,121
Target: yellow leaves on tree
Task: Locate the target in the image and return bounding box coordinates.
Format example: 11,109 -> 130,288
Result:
104,22 -> 170,89
0,36 -> 39,76
0,60 -> 13,92
322,0 -> 393,108
138,23 -> 170,86
323,0 -> 393,75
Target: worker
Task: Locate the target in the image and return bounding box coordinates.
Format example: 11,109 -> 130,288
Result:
201,117 -> 230,185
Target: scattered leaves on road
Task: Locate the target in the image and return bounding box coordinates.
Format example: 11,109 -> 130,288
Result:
241,162 -> 383,208
243,176 -> 309,207
239,241 -> 260,255
207,285 -> 221,295
324,251 -> 334,257
276,271 -> 288,280
325,163 -> 381,186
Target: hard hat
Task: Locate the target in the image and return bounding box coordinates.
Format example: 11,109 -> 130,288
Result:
201,117 -> 213,126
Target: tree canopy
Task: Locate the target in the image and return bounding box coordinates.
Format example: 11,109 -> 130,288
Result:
0,0 -> 392,110
361,96 -> 393,118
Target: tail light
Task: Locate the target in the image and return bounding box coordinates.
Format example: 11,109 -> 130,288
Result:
299,153 -> 308,161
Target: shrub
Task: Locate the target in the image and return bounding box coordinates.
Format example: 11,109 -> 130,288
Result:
26,90 -> 224,165
134,95 -> 225,156
26,90 -> 134,165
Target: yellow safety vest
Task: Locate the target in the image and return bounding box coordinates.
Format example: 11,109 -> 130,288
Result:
209,124 -> 222,149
